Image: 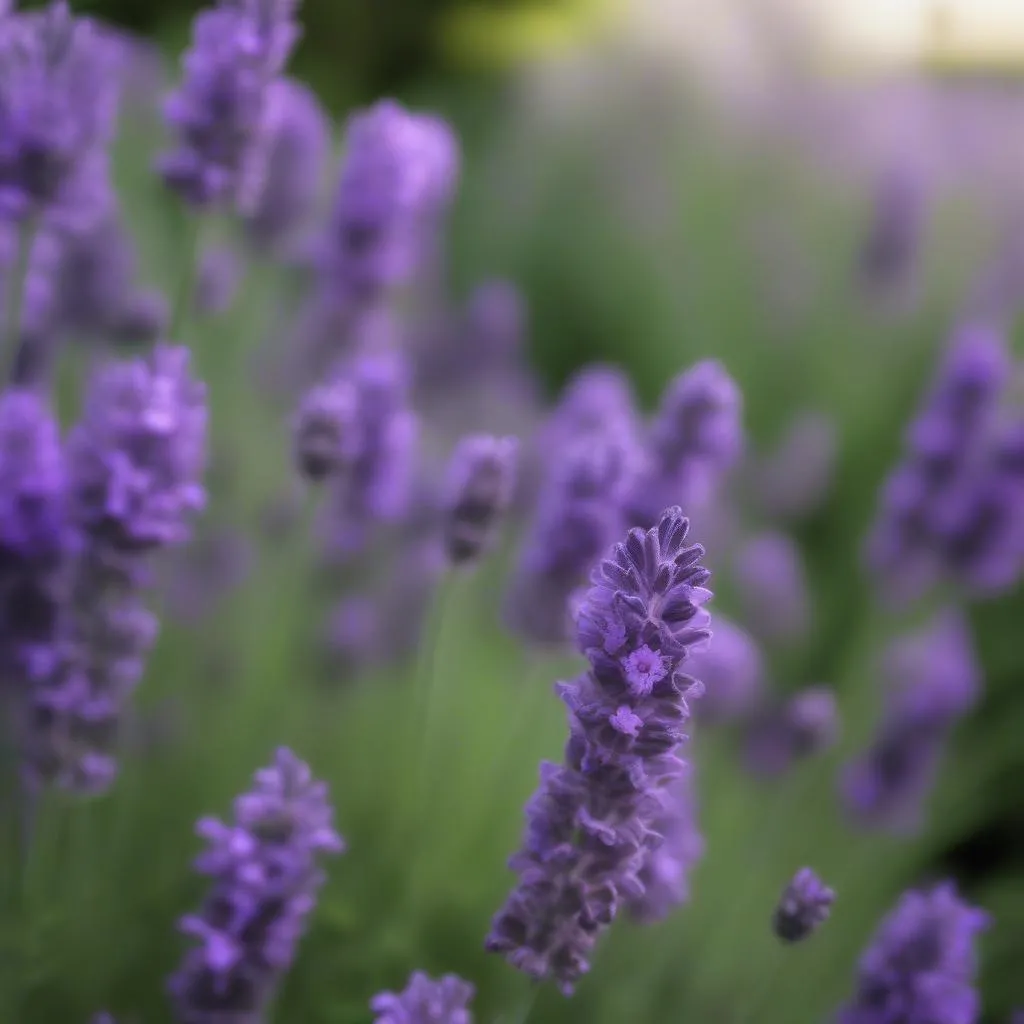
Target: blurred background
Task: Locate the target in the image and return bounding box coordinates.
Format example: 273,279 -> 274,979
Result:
8,0 -> 1024,1021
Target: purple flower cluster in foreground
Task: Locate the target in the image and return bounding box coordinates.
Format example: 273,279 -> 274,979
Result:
486,508 -> 711,993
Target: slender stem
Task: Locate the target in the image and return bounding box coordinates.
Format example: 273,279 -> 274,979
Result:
3,217 -> 38,388
169,214 -> 205,342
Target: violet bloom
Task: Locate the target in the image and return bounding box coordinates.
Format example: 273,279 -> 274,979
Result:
323,100 -> 459,302
542,365 -> 639,453
865,324 -> 1010,602
859,167 -> 926,300
371,971 -> 475,1024
0,389 -> 69,687
688,616 -> 763,724
487,508 -> 711,993
169,748 -> 345,1023
22,346 -> 207,791
625,360 -> 743,531
442,434 -> 519,565
504,434 -> 634,646
837,882 -> 989,1024
627,774 -> 704,924
749,411 -> 838,523
730,531 -> 810,645
320,349 -> 419,556
160,0 -> 301,212
110,288 -> 169,348
842,610 -> 979,833
773,867 -> 835,943
243,76 -> 329,252
744,686 -> 839,778
0,2 -> 118,229
292,375 -> 359,482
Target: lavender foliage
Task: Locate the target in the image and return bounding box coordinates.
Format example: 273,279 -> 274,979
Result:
169,747 -> 345,1023
486,507 -> 711,993
370,971 -> 475,1024
837,882 -> 989,1024
773,867 -> 835,943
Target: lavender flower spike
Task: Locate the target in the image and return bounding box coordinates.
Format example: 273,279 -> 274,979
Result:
837,882 -> 989,1024
626,359 -> 742,530
842,609 -> 979,833
688,616 -> 763,724
730,531 -> 810,646
442,434 -> 519,565
773,867 -> 834,943
371,971 -> 475,1024
169,747 -> 345,1024
160,0 -> 301,212
487,507 -> 711,993
292,376 -> 359,482
744,685 -> 838,779
0,2 -> 118,228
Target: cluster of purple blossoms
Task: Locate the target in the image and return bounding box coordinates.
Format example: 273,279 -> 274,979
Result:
370,971 -> 475,1024
169,747 -> 345,1023
842,609 -> 980,833
772,867 -> 835,943
688,616 -> 763,724
487,508 -> 711,993
838,882 -> 989,1024
625,359 -> 743,530
866,323 -> 1021,602
160,0 -> 301,212
0,1 -> 119,230
21,345 -> 207,791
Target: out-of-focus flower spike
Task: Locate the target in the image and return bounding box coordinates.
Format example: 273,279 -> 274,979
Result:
370,970 -> 475,1024
772,867 -> 835,943
688,616 -> 764,724
730,530 -> 810,646
744,686 -> 839,778
292,376 -> 360,482
194,245 -> 241,315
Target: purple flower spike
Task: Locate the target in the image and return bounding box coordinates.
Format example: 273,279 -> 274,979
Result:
837,882 -> 989,1024
169,747 -> 345,1024
859,166 -> 926,300
543,365 -> 639,453
67,344 -> 208,556
0,2 -> 118,229
324,99 -> 459,300
504,433 -> 635,646
292,376 -> 360,482
865,323 -> 1010,602
160,0 -> 301,211
626,360 -> 743,530
842,610 -> 979,833
244,76 -> 329,252
442,434 -> 519,565
744,686 -> 839,778
628,773 -> 704,923
487,507 -> 711,994
730,531 -> 810,645
773,867 -> 835,943
371,970 -> 475,1024
688,616 -> 763,724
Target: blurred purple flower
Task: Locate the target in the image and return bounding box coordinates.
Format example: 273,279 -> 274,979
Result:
370,970 -> 475,1024
169,747 -> 344,1023
541,365 -> 639,456
0,2 -> 118,229
841,609 -> 979,833
163,528 -> 252,625
195,245 -> 241,314
487,508 -> 711,993
744,686 -> 839,778
689,616 -> 763,724
773,867 -> 834,943
243,76 -> 329,252
160,0 -> 301,211
110,288 -> 169,348
292,374 -> 360,482
441,434 -> 518,566
837,882 -> 988,1024
730,531 -> 810,645
322,99 -> 459,302
859,166 -> 927,303
626,360 -> 743,531
748,411 -> 838,523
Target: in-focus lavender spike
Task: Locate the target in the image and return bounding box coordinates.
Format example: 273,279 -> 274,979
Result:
441,434 -> 518,566
168,747 -> 344,1023
744,686 -> 839,779
370,970 -> 475,1024
837,882 -> 988,1024
772,867 -> 835,943
688,616 -> 763,724
487,507 -> 711,994
160,0 -> 301,212
841,609 -> 979,833
730,530 -> 810,646
625,359 -> 743,531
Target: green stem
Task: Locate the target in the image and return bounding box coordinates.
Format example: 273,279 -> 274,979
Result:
4,217 -> 38,387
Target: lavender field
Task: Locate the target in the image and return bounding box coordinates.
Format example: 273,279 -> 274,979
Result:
0,2 -> 1022,1023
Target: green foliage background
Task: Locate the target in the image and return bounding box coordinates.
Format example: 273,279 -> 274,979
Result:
1,17 -> 1023,1024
